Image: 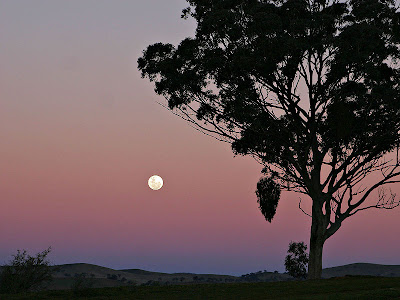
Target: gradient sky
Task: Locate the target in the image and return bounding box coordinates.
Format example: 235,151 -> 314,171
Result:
1,0 -> 399,276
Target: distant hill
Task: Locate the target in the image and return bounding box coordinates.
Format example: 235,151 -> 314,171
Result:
47,263 -> 239,290
53,263 -> 132,279
2,262 -> 400,290
119,268 -> 169,276
322,263 -> 400,278
50,262 -> 400,288
47,263 -> 137,290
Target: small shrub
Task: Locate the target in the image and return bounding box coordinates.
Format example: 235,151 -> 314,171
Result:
71,273 -> 95,297
107,273 -> 118,280
142,280 -> 160,286
0,247 -> 53,294
284,241 -> 309,279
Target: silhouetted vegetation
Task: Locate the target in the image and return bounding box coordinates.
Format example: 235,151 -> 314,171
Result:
107,274 -> 118,280
0,247 -> 53,294
241,270 -> 271,282
71,273 -> 95,297
2,276 -> 400,299
139,0 -> 400,279
240,269 -> 291,283
142,280 -> 161,286
285,241 -> 309,279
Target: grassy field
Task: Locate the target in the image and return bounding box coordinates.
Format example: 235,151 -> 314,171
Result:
1,276 -> 400,299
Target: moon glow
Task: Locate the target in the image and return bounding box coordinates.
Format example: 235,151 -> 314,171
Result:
148,175 -> 163,190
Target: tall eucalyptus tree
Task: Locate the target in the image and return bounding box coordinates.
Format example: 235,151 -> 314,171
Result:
138,0 -> 400,279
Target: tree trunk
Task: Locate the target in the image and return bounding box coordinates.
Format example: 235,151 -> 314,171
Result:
307,201 -> 326,280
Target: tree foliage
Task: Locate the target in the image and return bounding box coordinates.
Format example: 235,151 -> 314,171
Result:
256,176 -> 281,222
0,247 -> 53,294
285,241 -> 309,279
139,0 -> 400,279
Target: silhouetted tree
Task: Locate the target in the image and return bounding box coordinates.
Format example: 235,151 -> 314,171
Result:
0,247 -> 53,294
285,241 -> 309,279
138,0 -> 400,279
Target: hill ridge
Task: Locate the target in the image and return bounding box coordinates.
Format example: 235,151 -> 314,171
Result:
3,261 -> 399,290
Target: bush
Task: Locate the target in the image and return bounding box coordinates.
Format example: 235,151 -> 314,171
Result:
142,280 -> 160,286
0,247 -> 53,294
284,241 -> 309,279
71,273 -> 95,297
240,270 -> 270,282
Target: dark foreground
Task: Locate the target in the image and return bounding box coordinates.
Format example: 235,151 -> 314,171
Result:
1,276 -> 400,299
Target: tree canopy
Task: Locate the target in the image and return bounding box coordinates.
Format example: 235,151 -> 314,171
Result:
138,0 -> 400,279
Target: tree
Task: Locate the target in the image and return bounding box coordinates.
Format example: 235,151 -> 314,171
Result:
0,247 -> 53,294
285,241 -> 309,279
138,0 -> 400,279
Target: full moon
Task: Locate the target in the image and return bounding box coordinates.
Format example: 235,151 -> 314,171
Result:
148,175 -> 163,190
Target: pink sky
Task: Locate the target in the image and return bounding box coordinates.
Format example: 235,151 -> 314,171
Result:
1,0 -> 399,275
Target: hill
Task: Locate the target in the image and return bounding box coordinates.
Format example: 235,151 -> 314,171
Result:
3,262 -> 400,291
47,263 -> 239,290
322,263 -> 400,278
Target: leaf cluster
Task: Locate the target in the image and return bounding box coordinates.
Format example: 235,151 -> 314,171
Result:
256,176 -> 281,222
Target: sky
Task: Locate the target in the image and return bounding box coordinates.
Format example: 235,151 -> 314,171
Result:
1,0 -> 399,276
